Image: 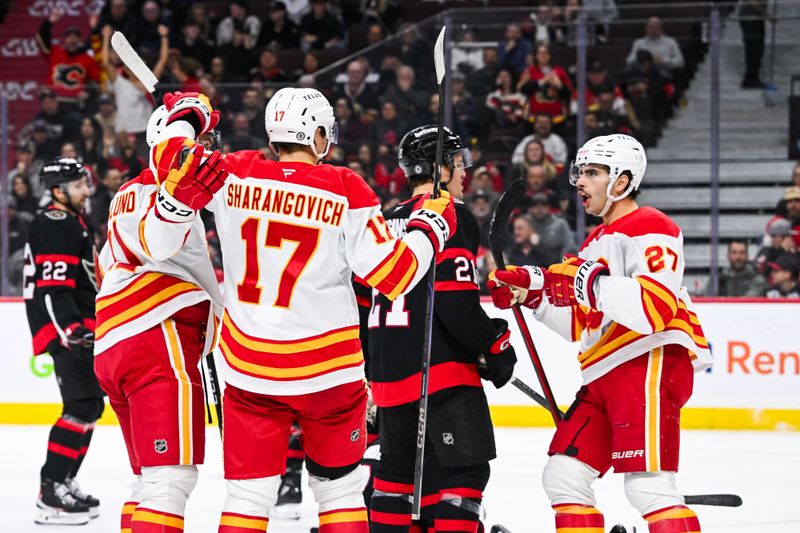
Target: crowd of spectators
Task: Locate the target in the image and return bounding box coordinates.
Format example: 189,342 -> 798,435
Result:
4,0 -> 798,298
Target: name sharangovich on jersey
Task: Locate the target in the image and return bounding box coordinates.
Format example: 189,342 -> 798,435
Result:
226,181 -> 346,227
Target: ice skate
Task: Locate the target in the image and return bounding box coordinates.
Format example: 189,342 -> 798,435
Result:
65,478 -> 100,519
270,470 -> 302,520
34,479 -> 91,525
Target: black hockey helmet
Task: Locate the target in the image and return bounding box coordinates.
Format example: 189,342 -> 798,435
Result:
40,157 -> 89,190
398,125 -> 472,181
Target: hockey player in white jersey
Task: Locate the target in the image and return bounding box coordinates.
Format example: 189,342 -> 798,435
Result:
148,88 -> 457,533
488,135 -> 712,533
93,92 -> 227,533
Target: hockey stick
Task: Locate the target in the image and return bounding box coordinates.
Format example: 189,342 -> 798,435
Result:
205,352 -> 223,435
510,377 -> 564,417
683,494 -> 742,507
489,179 -> 562,425
110,31 -> 157,93
412,24 -> 446,521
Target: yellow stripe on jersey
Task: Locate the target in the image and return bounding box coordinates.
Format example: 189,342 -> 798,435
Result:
131,509 -> 184,528
96,272 -> 164,311
645,506 -> 698,523
163,320 -> 192,465
222,313 -> 359,354
385,251 -> 419,301
218,338 -> 363,379
645,347 -> 663,471
95,282 -> 199,338
219,514 -> 268,530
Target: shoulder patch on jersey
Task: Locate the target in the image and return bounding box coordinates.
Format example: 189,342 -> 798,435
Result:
44,210 -> 67,221
603,206 -> 680,240
340,166 -> 380,210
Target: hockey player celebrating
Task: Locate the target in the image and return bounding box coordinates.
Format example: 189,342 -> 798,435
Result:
147,88 -> 457,533
93,94 -> 227,533
488,134 -> 712,533
368,125 -> 518,533
23,158 -> 104,525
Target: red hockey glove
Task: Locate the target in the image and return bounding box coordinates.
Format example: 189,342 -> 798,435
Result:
545,255 -> 609,308
158,145 -> 228,219
487,266 -> 544,309
478,318 -> 517,388
162,91 -> 220,137
407,190 -> 457,253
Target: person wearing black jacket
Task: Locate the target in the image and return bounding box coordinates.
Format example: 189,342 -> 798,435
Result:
24,158 -> 104,525
368,126 -> 517,533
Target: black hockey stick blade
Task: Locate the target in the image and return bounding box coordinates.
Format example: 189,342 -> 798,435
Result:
683,494 -> 743,507
510,377 -> 564,417
489,179 -> 528,270
205,352 -> 223,435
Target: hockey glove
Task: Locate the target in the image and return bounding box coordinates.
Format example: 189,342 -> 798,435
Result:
407,190 -> 457,253
65,325 -> 94,350
488,266 -> 545,309
545,255 -> 609,308
162,91 -> 220,137
478,318 -> 517,388
159,145 -> 228,219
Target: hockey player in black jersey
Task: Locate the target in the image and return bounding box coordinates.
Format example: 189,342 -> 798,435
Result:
368,126 -> 518,533
23,158 -> 105,525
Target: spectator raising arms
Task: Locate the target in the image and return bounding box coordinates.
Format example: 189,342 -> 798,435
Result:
101,24 -> 168,139
35,10 -> 100,108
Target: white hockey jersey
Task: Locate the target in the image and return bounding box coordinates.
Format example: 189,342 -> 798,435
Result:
94,168 -> 223,355
151,141 -> 434,396
533,206 -> 712,384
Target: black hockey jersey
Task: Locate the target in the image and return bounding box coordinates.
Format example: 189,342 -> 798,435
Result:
23,205 -> 98,355
368,197 -> 499,407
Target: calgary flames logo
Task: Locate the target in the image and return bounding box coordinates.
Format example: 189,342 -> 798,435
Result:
53,63 -> 85,89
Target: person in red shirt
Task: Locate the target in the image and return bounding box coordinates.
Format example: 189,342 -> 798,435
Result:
36,10 -> 100,108
518,43 -> 573,125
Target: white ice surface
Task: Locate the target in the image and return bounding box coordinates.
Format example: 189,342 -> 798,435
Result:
1,426 -> 798,532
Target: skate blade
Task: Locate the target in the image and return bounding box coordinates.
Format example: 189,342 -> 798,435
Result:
270,503 -> 302,520
34,503 -> 90,525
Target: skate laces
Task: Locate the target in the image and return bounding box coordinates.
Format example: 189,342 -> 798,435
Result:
65,479 -> 91,500
54,483 -> 83,506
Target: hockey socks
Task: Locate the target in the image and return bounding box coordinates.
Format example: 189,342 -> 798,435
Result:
68,422 -> 95,479
369,478 -> 413,531
434,488 -> 483,533
121,500 -> 138,533
41,416 -> 91,483
317,507 -> 368,532
552,503 -> 604,533
218,512 -> 269,532
644,505 -> 701,533
131,507 -> 184,532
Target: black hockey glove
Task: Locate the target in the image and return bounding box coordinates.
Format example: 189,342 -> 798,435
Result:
478,318 -> 517,388
65,325 -> 95,350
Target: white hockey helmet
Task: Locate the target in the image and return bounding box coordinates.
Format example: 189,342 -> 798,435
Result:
264,87 -> 338,160
570,134 -> 647,216
146,104 -> 169,148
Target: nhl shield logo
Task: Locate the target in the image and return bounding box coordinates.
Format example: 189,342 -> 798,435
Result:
350,428 -> 360,442
154,439 -> 168,454
442,432 -> 454,445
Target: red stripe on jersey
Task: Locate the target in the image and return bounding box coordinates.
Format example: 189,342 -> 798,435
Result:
434,280 -> 478,292
355,294 -> 371,308
112,219 -> 143,267
581,207 -> 680,250
35,254 -> 79,265
36,279 -> 76,288
223,153 -> 380,210
421,493 -> 441,508
436,247 -> 475,263
371,361 -> 482,407
32,323 -> 59,354
366,241 -> 419,300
